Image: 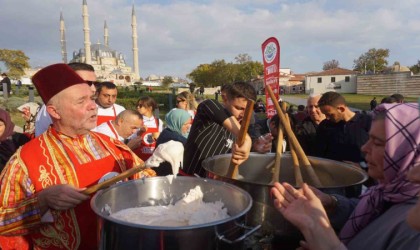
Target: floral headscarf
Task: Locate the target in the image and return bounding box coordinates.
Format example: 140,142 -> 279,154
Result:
340,103 -> 420,244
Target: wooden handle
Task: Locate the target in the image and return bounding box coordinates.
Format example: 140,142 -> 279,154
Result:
270,127 -> 283,184
266,85 -> 322,187
284,111 -> 303,187
227,99 -> 255,178
81,166 -> 144,195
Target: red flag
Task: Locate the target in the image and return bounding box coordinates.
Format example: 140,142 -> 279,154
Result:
261,37 -> 280,118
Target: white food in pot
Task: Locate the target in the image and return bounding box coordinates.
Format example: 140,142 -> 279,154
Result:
110,186 -> 229,226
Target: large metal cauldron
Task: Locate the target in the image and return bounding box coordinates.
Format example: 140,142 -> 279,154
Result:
91,176 -> 258,250
202,153 -> 368,237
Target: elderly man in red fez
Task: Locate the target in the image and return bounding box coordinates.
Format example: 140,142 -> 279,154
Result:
0,63 -> 155,250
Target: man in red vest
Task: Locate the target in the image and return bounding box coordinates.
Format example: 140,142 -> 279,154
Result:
0,63 -> 155,250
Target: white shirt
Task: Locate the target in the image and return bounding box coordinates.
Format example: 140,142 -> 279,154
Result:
96,103 -> 125,125
92,120 -> 124,142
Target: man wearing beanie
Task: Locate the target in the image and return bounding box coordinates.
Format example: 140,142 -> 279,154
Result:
0,63 -> 155,250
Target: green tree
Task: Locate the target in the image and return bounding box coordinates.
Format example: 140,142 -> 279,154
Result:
161,76 -> 174,87
188,54 -> 263,87
187,64 -> 214,87
353,48 -> 389,74
409,60 -> 420,74
0,49 -> 30,79
322,59 -> 340,71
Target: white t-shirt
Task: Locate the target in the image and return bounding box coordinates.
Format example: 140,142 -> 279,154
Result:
92,121 -> 124,142
97,103 -> 125,125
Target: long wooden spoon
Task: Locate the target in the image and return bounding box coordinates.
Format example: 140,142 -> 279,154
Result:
270,110 -> 285,184
227,99 -> 255,179
81,166 -> 144,195
266,85 -> 322,187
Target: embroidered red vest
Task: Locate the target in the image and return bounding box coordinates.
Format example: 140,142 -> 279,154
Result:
21,131 -> 134,250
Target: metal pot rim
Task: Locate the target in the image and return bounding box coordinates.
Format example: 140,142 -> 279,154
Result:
203,152 -> 369,188
91,176 -> 253,230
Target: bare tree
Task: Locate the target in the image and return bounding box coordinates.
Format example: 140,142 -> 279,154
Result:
322,59 -> 340,71
234,53 -> 252,64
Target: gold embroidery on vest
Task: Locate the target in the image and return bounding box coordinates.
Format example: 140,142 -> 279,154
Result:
38,165 -> 52,189
34,214 -> 72,250
33,132 -> 79,249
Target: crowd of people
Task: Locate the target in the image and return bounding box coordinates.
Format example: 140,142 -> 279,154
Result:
0,61 -> 418,249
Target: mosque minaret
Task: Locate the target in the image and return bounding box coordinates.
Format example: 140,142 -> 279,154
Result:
82,0 -> 92,64
62,0 -> 140,85
104,21 -> 109,47
131,4 -> 140,80
60,12 -> 67,64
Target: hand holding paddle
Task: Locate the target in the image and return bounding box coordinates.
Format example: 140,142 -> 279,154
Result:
81,165 -> 145,195
227,99 -> 255,178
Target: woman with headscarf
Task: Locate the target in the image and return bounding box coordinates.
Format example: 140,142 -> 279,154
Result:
271,103 -> 420,250
157,108 -> 192,146
0,108 -> 30,172
147,109 -> 192,176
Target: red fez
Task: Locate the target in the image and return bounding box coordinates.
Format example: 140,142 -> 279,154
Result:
32,63 -> 87,103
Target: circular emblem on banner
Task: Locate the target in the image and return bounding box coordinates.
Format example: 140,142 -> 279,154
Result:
264,42 -> 277,64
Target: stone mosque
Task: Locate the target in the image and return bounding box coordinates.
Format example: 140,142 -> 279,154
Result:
60,0 -> 140,86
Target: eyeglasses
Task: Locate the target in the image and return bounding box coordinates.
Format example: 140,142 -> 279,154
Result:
176,99 -> 185,104
86,81 -> 101,86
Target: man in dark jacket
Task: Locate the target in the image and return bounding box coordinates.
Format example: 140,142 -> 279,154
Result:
316,92 -> 372,197
316,92 -> 371,163
0,73 -> 12,95
294,94 -> 325,156
369,97 -> 377,110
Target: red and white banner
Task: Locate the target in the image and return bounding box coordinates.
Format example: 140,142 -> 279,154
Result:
261,37 -> 280,118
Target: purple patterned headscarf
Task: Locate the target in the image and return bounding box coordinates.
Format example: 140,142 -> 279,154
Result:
340,103 -> 420,244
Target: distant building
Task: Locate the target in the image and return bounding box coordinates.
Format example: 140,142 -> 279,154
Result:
250,68 -> 305,95
278,69 -> 305,94
62,0 -> 140,86
305,68 -> 357,94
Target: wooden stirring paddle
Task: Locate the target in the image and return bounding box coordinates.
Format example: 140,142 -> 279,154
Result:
270,106 -> 285,184
81,165 -> 144,195
227,99 -> 255,179
266,85 -> 322,187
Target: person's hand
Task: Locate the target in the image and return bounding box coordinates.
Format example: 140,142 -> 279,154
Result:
271,182 -> 325,230
307,186 -> 334,208
231,134 -> 252,165
21,107 -> 31,121
37,184 -> 89,214
271,182 -> 342,250
138,126 -> 147,135
252,133 -> 273,153
126,136 -> 143,150
152,132 -> 160,140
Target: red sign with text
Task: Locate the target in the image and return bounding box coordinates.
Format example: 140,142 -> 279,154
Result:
261,37 -> 280,118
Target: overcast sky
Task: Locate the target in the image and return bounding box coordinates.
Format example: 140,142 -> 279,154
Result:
1,0 -> 420,79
